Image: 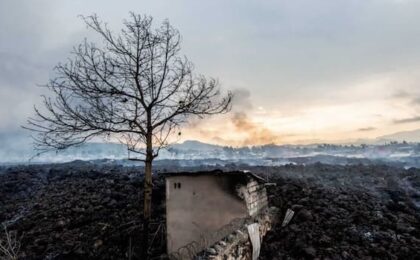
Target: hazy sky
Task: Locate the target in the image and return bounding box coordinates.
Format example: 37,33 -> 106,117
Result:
1,0 -> 420,146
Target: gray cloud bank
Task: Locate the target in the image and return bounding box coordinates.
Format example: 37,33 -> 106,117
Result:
394,116 -> 420,124
1,0 -> 420,143
358,127 -> 376,132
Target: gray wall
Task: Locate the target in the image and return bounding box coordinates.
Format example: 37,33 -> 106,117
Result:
166,175 -> 248,254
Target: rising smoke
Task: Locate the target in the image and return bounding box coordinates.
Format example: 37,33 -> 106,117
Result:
231,112 -> 279,146
229,88 -> 280,146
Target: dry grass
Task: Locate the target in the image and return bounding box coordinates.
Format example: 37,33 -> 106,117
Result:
0,225 -> 22,260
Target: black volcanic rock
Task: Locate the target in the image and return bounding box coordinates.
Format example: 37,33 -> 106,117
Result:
0,162 -> 420,259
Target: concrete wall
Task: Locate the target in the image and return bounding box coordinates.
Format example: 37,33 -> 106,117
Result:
166,175 -> 249,254
237,179 -> 268,217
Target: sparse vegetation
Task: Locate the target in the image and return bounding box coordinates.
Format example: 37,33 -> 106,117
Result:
0,225 -> 22,260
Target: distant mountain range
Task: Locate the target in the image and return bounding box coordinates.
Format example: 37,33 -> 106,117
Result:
1,129 -> 419,164
169,140 -> 221,151
376,129 -> 420,143
171,129 -> 420,149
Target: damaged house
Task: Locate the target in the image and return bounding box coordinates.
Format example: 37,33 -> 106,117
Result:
165,170 -> 278,259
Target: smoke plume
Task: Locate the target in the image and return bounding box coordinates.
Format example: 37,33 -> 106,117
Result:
231,112 -> 279,146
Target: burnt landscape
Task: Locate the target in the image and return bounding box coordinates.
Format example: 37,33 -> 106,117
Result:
3,1 -> 420,259
1,161 -> 419,259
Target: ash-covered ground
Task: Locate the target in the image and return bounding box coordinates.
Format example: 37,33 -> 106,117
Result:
1,161 -> 420,259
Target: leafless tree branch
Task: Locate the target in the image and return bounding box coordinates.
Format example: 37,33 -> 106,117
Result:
25,13 -> 232,259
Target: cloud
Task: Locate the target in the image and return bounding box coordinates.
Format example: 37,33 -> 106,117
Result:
392,90 -> 411,98
411,97 -> 420,105
3,0 -> 420,145
392,89 -> 420,106
0,52 -> 45,88
358,127 -> 376,132
231,88 -> 253,111
393,116 -> 420,124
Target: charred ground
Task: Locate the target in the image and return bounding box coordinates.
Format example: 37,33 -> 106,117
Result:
1,162 -> 420,259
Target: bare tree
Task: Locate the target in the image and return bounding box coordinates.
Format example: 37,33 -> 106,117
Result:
25,13 -> 232,258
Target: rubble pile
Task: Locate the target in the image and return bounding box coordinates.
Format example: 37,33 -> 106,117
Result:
0,162 -> 419,259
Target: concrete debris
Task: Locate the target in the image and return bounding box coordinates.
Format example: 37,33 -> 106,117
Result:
281,208 -> 295,227
196,207 -> 279,260
247,223 -> 261,260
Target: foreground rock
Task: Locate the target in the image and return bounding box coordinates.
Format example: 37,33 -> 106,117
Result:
0,162 -> 419,259
0,163 -> 166,259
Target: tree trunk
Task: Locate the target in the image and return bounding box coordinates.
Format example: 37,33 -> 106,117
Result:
142,132 -> 153,259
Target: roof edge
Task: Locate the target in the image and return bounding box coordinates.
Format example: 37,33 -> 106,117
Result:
163,170 -> 266,183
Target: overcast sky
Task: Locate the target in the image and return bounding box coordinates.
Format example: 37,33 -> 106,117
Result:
1,0 -> 420,145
